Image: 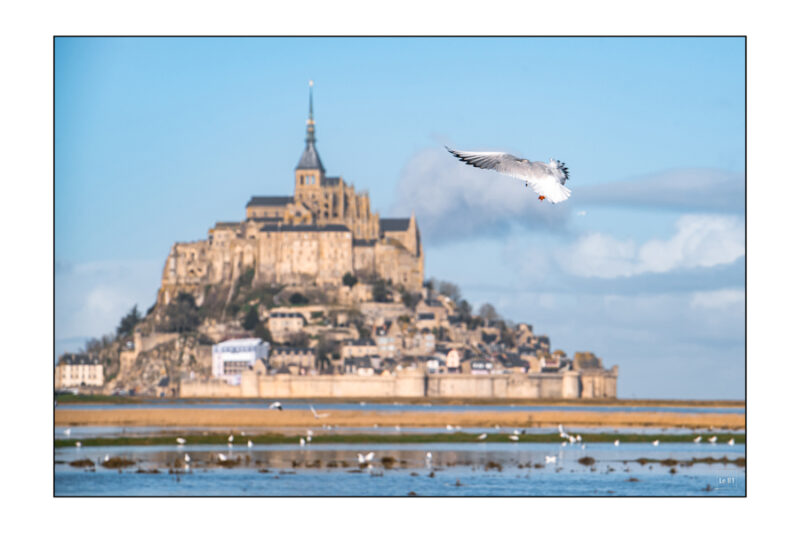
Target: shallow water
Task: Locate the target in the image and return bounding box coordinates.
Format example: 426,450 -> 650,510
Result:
55,442 -> 745,496
54,424 -> 746,440
56,400 -> 743,414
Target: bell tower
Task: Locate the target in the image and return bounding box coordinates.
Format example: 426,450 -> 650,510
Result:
295,80 -> 325,204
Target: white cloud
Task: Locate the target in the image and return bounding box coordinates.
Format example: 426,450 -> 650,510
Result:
690,289 -> 745,310
557,215 -> 744,279
391,148 -> 570,243
55,259 -> 163,354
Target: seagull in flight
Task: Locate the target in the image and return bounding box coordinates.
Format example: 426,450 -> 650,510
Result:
446,146 -> 572,203
309,404 -> 329,419
269,401 -> 283,411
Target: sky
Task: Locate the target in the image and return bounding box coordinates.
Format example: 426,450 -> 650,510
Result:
55,37 -> 744,399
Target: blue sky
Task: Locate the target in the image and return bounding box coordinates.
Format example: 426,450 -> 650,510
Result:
55,37 -> 744,399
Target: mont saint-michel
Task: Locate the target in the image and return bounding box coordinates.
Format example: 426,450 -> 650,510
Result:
56,88 -> 617,400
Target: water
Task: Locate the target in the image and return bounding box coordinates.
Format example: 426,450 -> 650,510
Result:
55,442 -> 745,496
55,424 -> 746,440
56,400 -> 744,414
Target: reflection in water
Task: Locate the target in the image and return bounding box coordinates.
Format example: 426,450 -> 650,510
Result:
55,442 -> 745,496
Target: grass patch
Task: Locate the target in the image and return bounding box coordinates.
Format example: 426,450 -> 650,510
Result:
69,459 -> 94,468
101,457 -> 136,469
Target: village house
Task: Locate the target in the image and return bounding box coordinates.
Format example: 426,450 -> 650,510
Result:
211,338 -> 270,385
268,346 -> 315,371
55,354 -> 104,389
268,311 -> 305,343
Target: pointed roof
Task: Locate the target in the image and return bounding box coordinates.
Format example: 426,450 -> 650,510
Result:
296,80 -> 325,172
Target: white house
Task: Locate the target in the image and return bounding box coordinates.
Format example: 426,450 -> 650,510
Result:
212,338 -> 270,385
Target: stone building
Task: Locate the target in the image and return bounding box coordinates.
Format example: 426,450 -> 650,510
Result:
55,354 -> 104,389
158,85 -> 424,307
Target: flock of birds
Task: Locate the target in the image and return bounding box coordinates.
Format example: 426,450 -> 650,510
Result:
64,401 -> 737,472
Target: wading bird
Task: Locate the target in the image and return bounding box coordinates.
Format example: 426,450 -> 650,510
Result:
269,401 -> 283,411
446,146 -> 572,203
709,436 -> 718,444
694,436 -> 703,444
176,437 -> 186,445
309,404 -> 329,419
477,433 -> 488,441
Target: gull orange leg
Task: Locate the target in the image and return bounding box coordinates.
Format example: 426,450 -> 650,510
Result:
538,196 -> 546,201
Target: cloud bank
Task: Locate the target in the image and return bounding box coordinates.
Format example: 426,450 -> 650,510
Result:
391,148 -> 570,243
556,215 -> 744,279
575,168 -> 744,212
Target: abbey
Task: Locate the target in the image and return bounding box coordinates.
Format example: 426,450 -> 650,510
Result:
158,87 -> 424,306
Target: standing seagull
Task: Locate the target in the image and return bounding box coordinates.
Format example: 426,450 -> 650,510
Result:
446,147 -> 571,203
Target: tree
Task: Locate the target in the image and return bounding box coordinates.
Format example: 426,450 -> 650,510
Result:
372,279 -> 391,303
286,331 -> 310,347
437,280 -> 461,303
242,307 -> 260,330
116,305 -> 142,338
342,272 -> 358,288
478,303 -> 500,325
289,292 -> 309,305
457,299 -> 472,320
253,323 -> 272,343
161,292 -> 201,333
402,290 -> 422,311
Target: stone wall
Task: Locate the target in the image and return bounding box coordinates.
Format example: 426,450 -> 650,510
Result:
180,368 -> 618,400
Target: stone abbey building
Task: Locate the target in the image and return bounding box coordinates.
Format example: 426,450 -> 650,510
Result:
158,87 -> 424,306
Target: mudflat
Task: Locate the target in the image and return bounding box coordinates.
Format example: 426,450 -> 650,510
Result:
55,408 -> 744,429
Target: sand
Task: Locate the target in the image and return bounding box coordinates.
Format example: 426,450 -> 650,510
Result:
55,408 -> 744,430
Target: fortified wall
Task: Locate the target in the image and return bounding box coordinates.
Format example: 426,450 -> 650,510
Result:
180,366 -> 619,400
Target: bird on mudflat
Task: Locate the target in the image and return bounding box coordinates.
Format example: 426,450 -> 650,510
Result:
693,435 -> 703,444
446,146 -> 572,204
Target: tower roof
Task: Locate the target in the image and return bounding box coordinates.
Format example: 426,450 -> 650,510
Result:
296,80 -> 325,172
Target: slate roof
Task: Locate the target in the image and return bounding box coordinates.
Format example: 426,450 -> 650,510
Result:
247,196 -> 294,207
260,224 -> 351,233
380,218 -> 411,233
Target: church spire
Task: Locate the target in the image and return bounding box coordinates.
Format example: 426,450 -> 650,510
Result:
296,80 -> 325,172
306,79 -> 315,145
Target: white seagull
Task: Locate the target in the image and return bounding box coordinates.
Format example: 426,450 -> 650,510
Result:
477,433 -> 488,441
269,401 -> 283,411
309,404 -> 329,419
545,455 -> 557,464
708,436 -> 718,444
652,440 -> 660,447
217,453 -> 227,462
76,441 -> 81,448
247,440 -> 253,448
358,452 -> 375,465
446,146 -> 572,204
176,437 -> 186,445
728,438 -> 735,446
614,440 -> 620,447
64,428 -> 71,437
446,424 -> 454,431
184,453 -> 191,463
693,435 -> 703,444
299,438 -> 306,446
576,435 -> 582,443
425,452 -> 433,469
509,435 -> 520,442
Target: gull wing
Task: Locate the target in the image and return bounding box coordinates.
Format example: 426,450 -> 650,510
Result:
446,147 -> 550,183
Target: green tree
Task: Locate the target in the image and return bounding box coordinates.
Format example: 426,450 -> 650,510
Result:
253,323 -> 272,343
402,290 -> 422,311
342,272 -> 358,288
242,306 -> 260,330
289,292 -> 309,305
161,292 -> 201,333
116,305 -> 142,338
457,299 -> 472,320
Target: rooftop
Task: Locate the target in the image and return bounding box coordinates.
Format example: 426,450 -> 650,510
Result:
247,196 -> 294,207
380,218 -> 411,233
